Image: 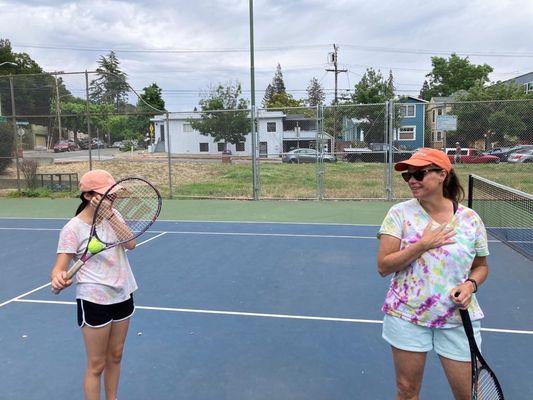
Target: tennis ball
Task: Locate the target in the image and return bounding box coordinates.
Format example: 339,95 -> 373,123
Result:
88,238 -> 105,254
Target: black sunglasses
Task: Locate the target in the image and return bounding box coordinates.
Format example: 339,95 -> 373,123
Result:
401,168 -> 442,182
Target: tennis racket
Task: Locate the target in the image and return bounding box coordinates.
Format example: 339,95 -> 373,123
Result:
459,309 -> 505,399
53,177 -> 162,294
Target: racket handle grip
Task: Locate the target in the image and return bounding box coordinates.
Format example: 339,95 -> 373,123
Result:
52,259 -> 85,294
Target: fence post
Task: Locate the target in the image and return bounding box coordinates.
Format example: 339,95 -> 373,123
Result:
316,105 -> 325,200
9,75 -> 21,194
385,100 -> 394,201
85,70 -> 93,170
166,112 -> 173,199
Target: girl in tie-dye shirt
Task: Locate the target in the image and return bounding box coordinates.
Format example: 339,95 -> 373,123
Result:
51,170 -> 137,400
377,148 -> 490,400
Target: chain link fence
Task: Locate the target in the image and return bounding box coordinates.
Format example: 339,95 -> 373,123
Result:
1,72 -> 532,200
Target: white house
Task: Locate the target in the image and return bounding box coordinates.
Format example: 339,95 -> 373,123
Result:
150,110 -> 334,158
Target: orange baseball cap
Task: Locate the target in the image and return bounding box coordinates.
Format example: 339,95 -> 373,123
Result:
394,148 -> 452,173
79,170 -> 117,194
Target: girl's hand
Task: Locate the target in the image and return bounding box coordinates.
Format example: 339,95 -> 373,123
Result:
91,194 -> 114,220
51,270 -> 72,292
450,281 -> 475,309
419,222 -> 456,251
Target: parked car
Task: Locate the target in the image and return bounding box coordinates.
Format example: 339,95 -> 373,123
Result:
483,145 -> 533,162
79,138 -> 106,149
53,140 -> 77,152
282,148 -> 337,163
444,148 -> 500,164
508,148 -> 533,163
343,143 -> 413,163
111,141 -> 123,148
482,147 -> 512,162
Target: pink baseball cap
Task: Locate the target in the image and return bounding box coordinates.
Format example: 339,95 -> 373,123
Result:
79,170 -> 117,194
394,148 -> 452,173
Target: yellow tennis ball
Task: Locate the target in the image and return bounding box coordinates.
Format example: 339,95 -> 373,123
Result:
88,238 -> 105,254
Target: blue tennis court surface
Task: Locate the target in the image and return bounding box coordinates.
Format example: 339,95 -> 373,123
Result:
1,218 -> 532,399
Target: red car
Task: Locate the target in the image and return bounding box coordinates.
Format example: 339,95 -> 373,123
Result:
445,148 -> 500,164
53,140 -> 77,153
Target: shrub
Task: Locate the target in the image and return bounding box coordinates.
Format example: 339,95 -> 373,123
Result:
0,123 -> 15,174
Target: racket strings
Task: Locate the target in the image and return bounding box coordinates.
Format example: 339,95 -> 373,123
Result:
475,368 -> 504,399
95,180 -> 161,244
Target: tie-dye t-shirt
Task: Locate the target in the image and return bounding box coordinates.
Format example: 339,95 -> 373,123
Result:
57,216 -> 138,305
378,199 -> 489,328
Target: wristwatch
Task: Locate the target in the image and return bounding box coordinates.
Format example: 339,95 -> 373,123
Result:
466,278 -> 478,293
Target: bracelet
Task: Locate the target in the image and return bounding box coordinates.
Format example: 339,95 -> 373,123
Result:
465,278 -> 478,293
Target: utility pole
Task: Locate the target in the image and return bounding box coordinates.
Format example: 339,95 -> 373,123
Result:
325,44 -> 347,140
325,44 -> 347,105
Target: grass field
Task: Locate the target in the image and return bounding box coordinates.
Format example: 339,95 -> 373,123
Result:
1,158 -> 532,199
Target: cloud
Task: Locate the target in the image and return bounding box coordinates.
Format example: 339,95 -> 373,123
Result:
1,0 -> 533,110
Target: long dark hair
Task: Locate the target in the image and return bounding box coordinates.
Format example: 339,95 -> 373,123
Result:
443,169 -> 465,203
75,191 -> 94,216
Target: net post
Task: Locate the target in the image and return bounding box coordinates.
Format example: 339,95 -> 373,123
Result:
467,174 -> 473,208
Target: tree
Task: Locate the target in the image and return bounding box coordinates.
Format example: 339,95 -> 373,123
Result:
272,63 -> 286,94
0,121 -> 15,174
328,68 -> 395,142
421,54 -> 493,100
450,80 -> 533,146
129,83 -> 166,143
89,51 -> 129,111
264,92 -> 303,109
190,82 -> 250,148
419,80 -> 430,100
263,63 -> 290,108
306,77 -> 325,107
0,39 -> 52,121
262,84 -> 274,107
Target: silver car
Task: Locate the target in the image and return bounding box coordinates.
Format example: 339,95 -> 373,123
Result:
508,148 -> 533,163
282,148 -> 337,163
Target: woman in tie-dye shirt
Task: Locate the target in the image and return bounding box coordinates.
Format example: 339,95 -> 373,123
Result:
377,148 -> 489,400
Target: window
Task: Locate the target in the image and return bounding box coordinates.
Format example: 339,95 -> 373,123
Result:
526,82 -> 533,93
259,142 -> 268,156
267,122 -> 276,132
183,123 -> 194,132
400,104 -> 415,118
199,143 -> 209,152
217,143 -> 226,152
236,142 -> 245,152
399,126 -> 415,140
160,124 -> 165,141
432,110 -> 436,123
438,109 -> 443,116
435,131 -> 443,142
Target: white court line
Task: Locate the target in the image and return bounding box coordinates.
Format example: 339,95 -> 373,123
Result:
3,227 -> 531,243
0,216 -> 381,227
12,298 -> 533,335
0,227 -> 374,240
0,232 -> 167,309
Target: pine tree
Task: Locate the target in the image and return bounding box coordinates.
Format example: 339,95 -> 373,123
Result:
419,80 -> 430,100
89,51 -> 129,111
272,63 -> 286,94
386,70 -> 395,99
262,84 -> 274,107
306,77 -> 325,106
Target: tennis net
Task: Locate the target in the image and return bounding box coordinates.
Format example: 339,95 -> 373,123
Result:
468,174 -> 533,261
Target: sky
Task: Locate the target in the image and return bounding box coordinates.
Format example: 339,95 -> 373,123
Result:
1,0 -> 533,111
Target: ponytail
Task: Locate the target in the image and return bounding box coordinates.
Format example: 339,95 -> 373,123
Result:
443,169 -> 465,203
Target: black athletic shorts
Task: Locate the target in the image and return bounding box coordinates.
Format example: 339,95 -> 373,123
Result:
77,294 -> 135,328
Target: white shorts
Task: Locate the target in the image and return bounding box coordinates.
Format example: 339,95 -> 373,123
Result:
382,314 -> 482,362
